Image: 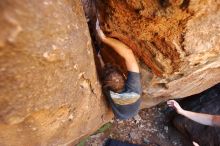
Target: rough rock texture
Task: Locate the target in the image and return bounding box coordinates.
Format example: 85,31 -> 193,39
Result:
173,83 -> 220,146
0,0 -> 112,145
1,0 -> 220,145
95,0 -> 220,107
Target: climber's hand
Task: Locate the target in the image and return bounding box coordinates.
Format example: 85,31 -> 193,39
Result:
96,19 -> 106,41
167,100 -> 184,114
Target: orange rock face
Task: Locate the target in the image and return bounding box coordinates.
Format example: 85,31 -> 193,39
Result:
0,0 -> 111,145
95,0 -> 220,107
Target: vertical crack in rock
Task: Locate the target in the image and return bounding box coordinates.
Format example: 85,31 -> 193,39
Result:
0,0 -> 113,145
79,73 -> 98,97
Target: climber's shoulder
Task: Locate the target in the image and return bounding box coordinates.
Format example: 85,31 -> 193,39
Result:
105,71 -> 142,120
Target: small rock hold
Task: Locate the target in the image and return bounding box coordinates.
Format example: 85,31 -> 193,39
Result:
73,64 -> 78,70
68,114 -> 74,120
78,72 -> 85,79
80,80 -> 89,89
43,52 -> 58,62
5,13 -> 23,43
133,114 -> 142,124
139,124 -> 144,128
164,126 -> 168,133
143,138 -> 150,144
147,123 -> 152,127
129,131 -> 139,140
73,24 -> 79,29
117,120 -> 124,124
43,46 -> 65,62
90,133 -> 104,139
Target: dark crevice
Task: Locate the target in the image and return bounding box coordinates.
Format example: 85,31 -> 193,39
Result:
81,0 -> 103,82
180,0 -> 190,9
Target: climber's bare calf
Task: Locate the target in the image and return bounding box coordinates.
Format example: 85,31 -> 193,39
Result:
96,19 -> 141,120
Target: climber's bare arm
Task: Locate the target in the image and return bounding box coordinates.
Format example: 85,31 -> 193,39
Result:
180,110 -> 213,126
96,20 -> 139,73
102,37 -> 139,73
167,100 -> 220,127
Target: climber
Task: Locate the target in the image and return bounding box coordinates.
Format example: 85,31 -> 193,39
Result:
96,19 -> 142,120
167,100 -> 220,127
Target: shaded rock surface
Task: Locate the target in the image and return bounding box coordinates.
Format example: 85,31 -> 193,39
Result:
0,0 -> 112,145
173,83 -> 220,146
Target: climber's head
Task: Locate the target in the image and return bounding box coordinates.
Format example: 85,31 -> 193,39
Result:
102,64 -> 125,93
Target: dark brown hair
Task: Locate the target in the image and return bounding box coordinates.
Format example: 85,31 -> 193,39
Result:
102,63 -> 125,93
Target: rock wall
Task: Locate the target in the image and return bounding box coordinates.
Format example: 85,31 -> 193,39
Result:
0,0 -> 112,145
94,0 -> 220,107
1,0 -> 220,145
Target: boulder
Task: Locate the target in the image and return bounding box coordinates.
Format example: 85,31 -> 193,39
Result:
1,0 -> 220,145
0,0 -> 111,145
94,0 -> 220,107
